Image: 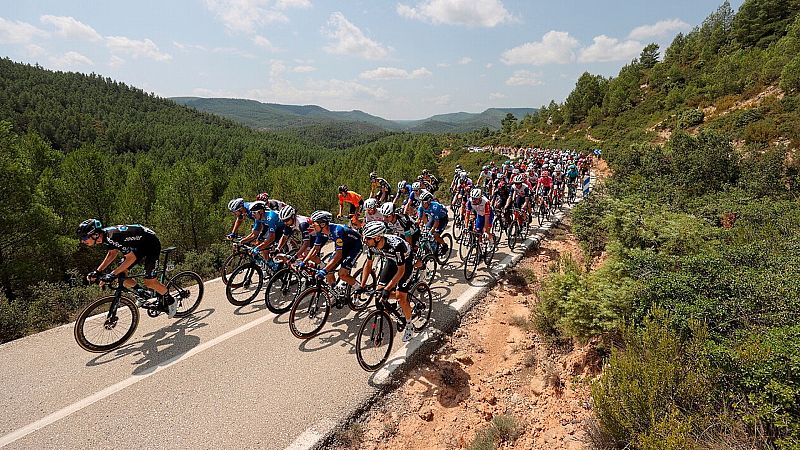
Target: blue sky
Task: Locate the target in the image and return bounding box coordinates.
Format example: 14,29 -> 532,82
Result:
1,1 -> 743,120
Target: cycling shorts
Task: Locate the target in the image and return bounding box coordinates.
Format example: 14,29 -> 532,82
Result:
378,258 -> 414,294
133,243 -> 161,279
514,196 -> 527,209
426,215 -> 448,234
337,243 -> 362,270
475,210 -> 494,231
539,186 -> 551,198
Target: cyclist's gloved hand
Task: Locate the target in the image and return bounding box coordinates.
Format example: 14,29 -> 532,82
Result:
250,247 -> 261,257
100,273 -> 117,283
87,270 -> 100,281
315,268 -> 327,279
295,260 -> 305,268
353,287 -> 366,296
378,289 -> 390,300
226,232 -> 237,240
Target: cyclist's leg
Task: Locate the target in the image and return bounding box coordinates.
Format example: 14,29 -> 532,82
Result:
337,244 -> 362,288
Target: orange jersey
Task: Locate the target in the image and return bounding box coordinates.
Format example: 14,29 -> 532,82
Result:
338,191 -> 363,207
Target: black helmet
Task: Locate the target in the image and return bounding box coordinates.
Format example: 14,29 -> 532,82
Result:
369,171 -> 377,180
77,219 -> 103,238
338,185 -> 348,193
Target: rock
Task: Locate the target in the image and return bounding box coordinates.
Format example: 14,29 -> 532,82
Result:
418,405 -> 434,422
454,353 -> 474,366
483,394 -> 497,405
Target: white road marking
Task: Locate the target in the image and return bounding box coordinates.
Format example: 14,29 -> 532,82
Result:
0,310 -> 275,448
284,419 -> 337,450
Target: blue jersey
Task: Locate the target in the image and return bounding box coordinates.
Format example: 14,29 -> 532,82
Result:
255,211 -> 285,240
238,201 -> 256,221
314,224 -> 362,251
418,201 -> 448,220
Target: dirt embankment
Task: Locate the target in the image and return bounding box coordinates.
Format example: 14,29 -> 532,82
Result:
337,216 -> 603,449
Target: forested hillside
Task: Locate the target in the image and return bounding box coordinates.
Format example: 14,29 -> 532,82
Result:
0,58 -> 449,342
462,1 -> 800,448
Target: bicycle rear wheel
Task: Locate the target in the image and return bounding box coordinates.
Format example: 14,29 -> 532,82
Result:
348,267 -> 377,311
288,288 -> 331,339
463,245 -> 480,280
507,222 -> 518,250
412,254 -> 438,286
483,238 -> 496,268
168,271 -> 204,317
409,282 -> 433,331
226,263 -> 263,306
491,217 -> 503,245
436,233 -> 453,265
355,309 -> 394,371
222,251 -> 249,286
74,295 -> 139,353
265,267 -> 303,314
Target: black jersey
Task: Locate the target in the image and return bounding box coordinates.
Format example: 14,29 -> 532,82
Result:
386,214 -> 419,237
103,225 -> 160,255
366,234 -> 411,265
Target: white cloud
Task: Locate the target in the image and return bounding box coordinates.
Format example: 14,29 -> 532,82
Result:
0,18 -> 47,44
252,35 -> 279,51
109,55 -> 125,68
578,35 -> 642,63
359,66 -> 431,80
250,78 -> 388,104
628,18 -> 690,40
106,36 -> 172,61
505,70 -> 543,86
436,62 -> 450,68
174,41 -> 254,58
40,15 -> 102,41
25,44 -> 46,57
489,92 -> 506,99
428,94 -> 451,105
322,12 -> 390,60
50,51 -> 94,68
397,0 -> 513,27
269,59 -> 287,77
501,31 -> 579,65
204,0 -> 301,34
485,62 -> 493,69
292,65 -> 316,72
458,56 -> 472,65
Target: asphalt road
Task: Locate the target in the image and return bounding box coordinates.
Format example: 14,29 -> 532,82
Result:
0,194 -> 584,449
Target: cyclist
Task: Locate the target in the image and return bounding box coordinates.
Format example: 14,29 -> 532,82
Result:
299,210 -> 363,300
393,180 -> 417,216
536,169 -> 554,211
380,202 -> 421,249
276,205 -> 317,261
369,172 -> 392,203
466,188 -> 494,243
363,198 -> 384,223
492,177 -> 512,225
566,162 -> 580,198
359,221 -> 416,342
420,169 -> 439,192
243,201 -> 286,269
416,190 -> 449,254
77,219 -> 176,317
510,175 -> 532,224
227,197 -> 257,238
337,185 -> 364,227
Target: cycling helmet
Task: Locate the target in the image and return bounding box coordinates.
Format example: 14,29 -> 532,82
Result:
338,185 -> 348,193
418,190 -> 433,202
411,181 -> 421,190
228,198 -> 245,212
512,168 -> 520,175
422,169 -> 429,175
249,201 -> 267,212
541,170 -> 550,177
455,164 -> 462,170
470,188 -> 482,199
310,210 -> 333,224
379,202 -> 395,217
256,192 -> 269,201
513,175 -> 524,184
278,205 -> 296,221
397,180 -> 407,191
364,198 -> 377,210
77,219 -> 103,238
362,220 -> 386,239
369,171 -> 377,180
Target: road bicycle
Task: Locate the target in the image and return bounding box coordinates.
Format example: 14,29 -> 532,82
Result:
462,227 -> 496,281
566,180 -> 578,205
287,265 -> 376,339
225,246 -> 286,306
354,283 -> 433,371
74,247 -> 204,353
506,207 -> 529,251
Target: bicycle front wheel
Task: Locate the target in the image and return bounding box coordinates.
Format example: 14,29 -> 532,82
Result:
74,295 -> 139,353
226,263 -> 263,306
436,233 -> 453,265
507,222 -> 518,250
265,267 -> 302,314
168,271 -> 204,317
349,267 -> 377,311
355,310 -> 394,371
288,288 -> 331,339
463,245 -> 480,280
222,251 -> 249,286
409,282 -> 433,331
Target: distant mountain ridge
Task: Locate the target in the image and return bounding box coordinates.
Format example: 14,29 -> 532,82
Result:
170,97 -> 536,133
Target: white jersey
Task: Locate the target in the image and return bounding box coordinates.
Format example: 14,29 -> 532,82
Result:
468,196 -> 492,217
364,211 -> 385,223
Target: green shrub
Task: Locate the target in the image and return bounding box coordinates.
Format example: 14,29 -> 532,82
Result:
779,55 -> 800,93
0,295 -> 27,343
676,108 -> 705,129
744,119 -> 779,144
26,281 -> 102,332
175,242 -> 230,280
467,414 -> 523,450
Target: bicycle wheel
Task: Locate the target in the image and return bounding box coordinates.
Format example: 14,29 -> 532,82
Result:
74,295 -> 139,353
226,263 -> 263,306
288,287 -> 331,339
483,238 -> 497,267
222,251 -> 249,286
349,267 -> 377,311
491,217 -> 503,245
537,204 -> 545,226
265,267 -> 303,314
409,282 -> 433,331
507,222 -> 518,251
355,309 -> 394,372
458,232 -> 471,261
463,245 -> 480,280
436,233 -> 453,265
167,271 -> 204,317
413,254 -> 438,286
452,215 -> 463,240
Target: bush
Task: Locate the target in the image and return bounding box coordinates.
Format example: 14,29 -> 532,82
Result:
0,295 -> 27,343
175,242 -> 230,280
779,55 -> 800,93
26,281 -> 101,332
676,108 -> 705,129
467,414 -> 523,450
744,120 -> 779,144
591,311 -> 715,449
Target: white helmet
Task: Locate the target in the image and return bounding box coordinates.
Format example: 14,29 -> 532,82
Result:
364,198 -> 378,210
310,210 -> 333,224
397,180 -> 407,191
278,205 -> 296,221
418,190 -> 433,202
470,188 -> 482,199
362,220 -> 386,239
228,198 -> 244,212
379,202 -> 395,216
411,181 -> 421,190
